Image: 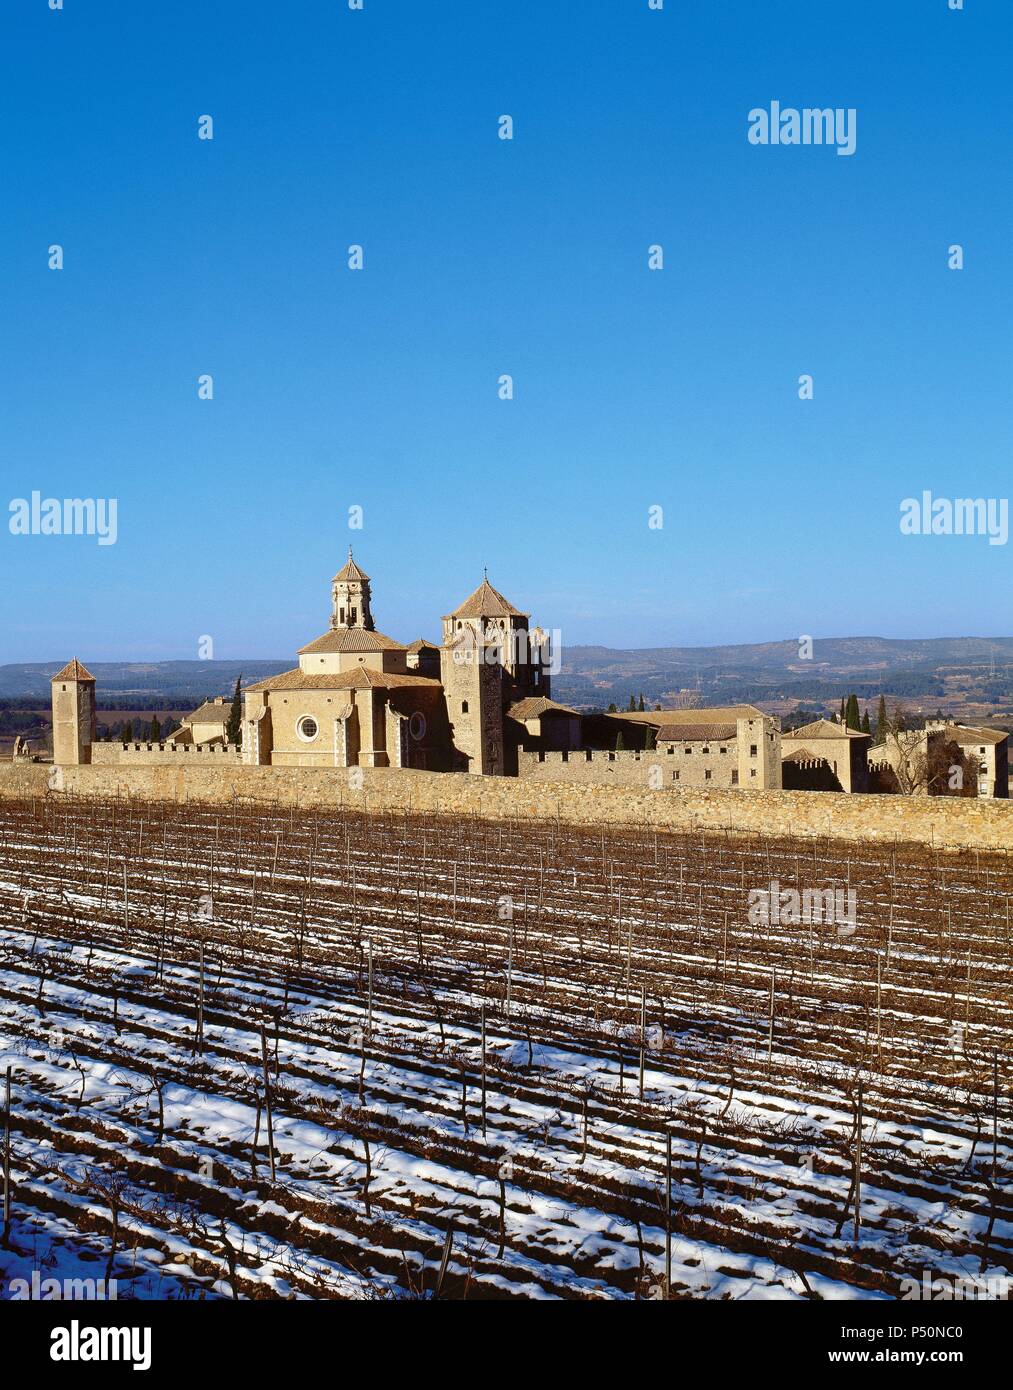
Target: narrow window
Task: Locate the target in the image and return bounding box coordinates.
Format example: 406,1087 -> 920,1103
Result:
462,700 -> 469,713
750,744 -> 758,757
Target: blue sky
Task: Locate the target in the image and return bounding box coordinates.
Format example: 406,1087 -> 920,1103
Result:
1,0 -> 1011,661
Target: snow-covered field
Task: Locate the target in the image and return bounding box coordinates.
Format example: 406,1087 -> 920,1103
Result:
0,795 -> 1009,1300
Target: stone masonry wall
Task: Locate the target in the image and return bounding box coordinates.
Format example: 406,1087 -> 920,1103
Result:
89,743 -> 242,766
2,759 -> 1013,850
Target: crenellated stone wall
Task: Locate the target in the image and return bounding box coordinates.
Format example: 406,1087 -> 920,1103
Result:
2,759 -> 1012,851
89,742 -> 243,766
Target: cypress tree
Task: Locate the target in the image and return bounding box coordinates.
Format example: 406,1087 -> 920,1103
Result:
225,676 -> 243,746
149,715 -> 160,743
637,694 -> 645,712
861,708 -> 871,734
846,693 -> 861,730
628,694 -> 637,712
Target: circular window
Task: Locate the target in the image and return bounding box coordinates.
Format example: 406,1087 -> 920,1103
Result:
409,711 -> 427,741
296,715 -> 319,742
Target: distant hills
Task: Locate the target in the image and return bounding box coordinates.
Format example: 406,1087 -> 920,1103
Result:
0,661 -> 289,703
4,637 -> 1013,720
556,636 -> 1013,718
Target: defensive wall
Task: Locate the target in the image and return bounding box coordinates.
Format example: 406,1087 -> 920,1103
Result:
89,742 -> 243,766
1,759 -> 1011,851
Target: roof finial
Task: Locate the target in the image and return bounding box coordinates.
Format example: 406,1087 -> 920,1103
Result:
483,564 -> 488,581
348,544 -> 353,560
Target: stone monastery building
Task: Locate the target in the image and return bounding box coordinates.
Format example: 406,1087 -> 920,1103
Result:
48,551 -> 783,789
236,552 -> 556,776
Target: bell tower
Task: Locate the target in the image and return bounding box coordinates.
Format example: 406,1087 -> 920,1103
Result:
330,549 -> 374,631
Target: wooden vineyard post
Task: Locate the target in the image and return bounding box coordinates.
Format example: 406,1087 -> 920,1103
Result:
366,938 -> 374,1040
638,986 -> 646,1101
664,1132 -> 672,1299
506,926 -> 514,1018
480,1003 -> 487,1138
887,897 -> 894,968
854,1080 -> 863,1245
260,1025 -> 276,1183
435,1228 -> 454,1299
767,971 -> 775,1069
195,942 -> 205,1057
2,1065 -> 11,1247
722,911 -> 728,981
993,1052 -> 999,1184
876,954 -> 882,1069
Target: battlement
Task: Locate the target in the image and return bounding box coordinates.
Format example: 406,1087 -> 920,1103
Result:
90,742 -> 242,766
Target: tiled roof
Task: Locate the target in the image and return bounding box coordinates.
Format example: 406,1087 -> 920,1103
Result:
332,550 -> 370,584
446,578 -> 526,620
782,746 -> 820,763
406,638 -> 439,652
187,699 -> 231,724
51,658 -> 95,682
298,628 -> 405,655
938,723 -> 1008,747
245,668 -> 441,693
783,718 -> 869,741
657,722 -> 737,742
507,697 -> 580,721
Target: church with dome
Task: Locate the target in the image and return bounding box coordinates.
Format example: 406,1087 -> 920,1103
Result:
239,551 -> 569,775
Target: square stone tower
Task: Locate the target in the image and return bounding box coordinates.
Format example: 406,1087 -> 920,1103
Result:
50,658 -> 97,765
441,577 -> 526,775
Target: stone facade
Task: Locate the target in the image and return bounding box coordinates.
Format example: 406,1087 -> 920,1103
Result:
556,706 -> 783,790
869,721 -> 1010,799
780,719 -> 871,793
6,760 -> 1013,852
